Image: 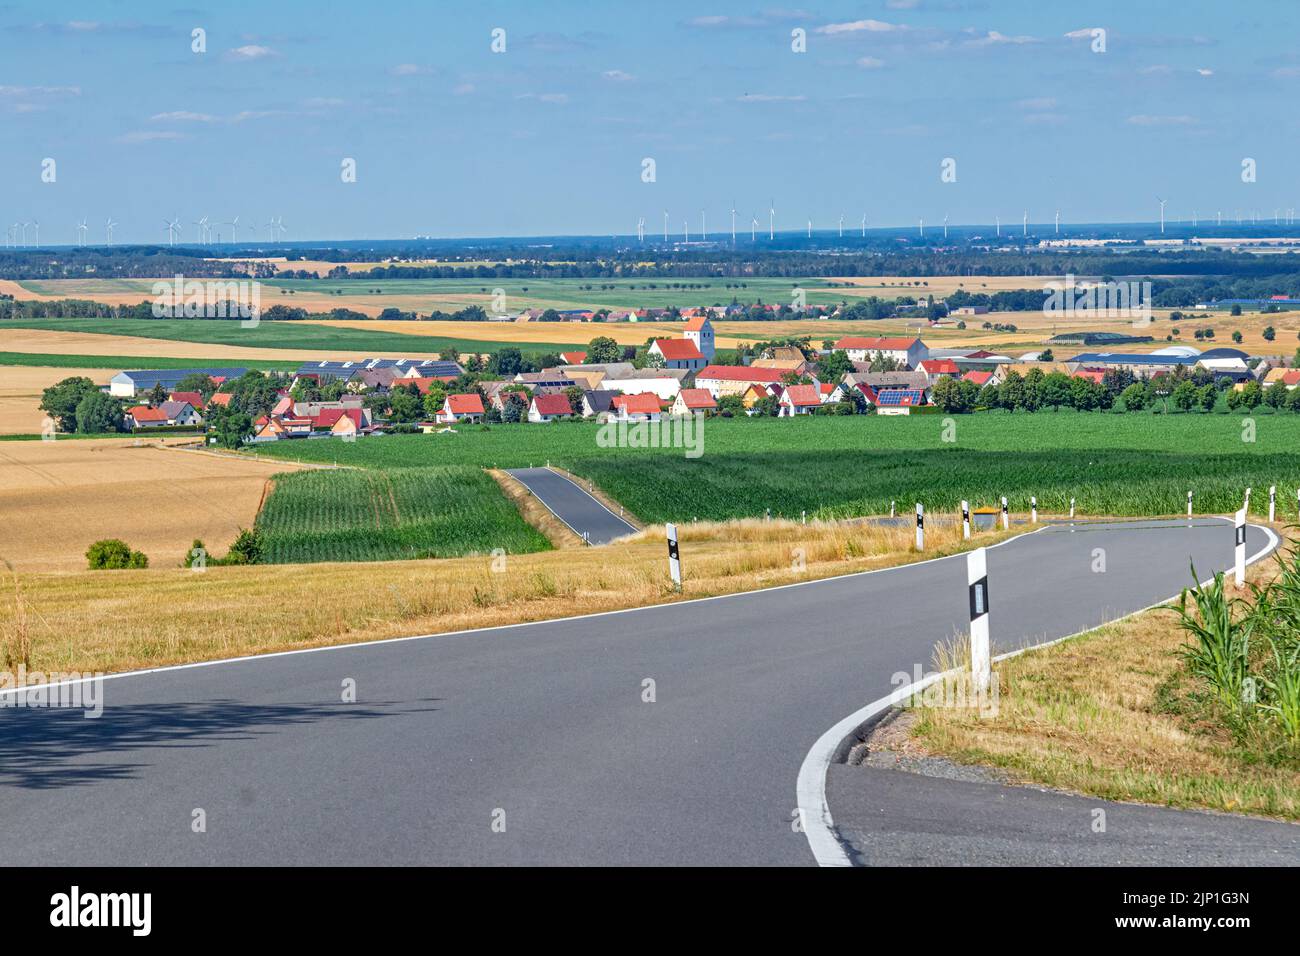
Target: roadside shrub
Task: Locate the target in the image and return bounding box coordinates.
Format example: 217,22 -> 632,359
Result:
86,539 -> 148,570
223,528 -> 264,565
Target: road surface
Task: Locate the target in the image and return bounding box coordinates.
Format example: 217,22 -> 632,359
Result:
505,467 -> 638,545
0,518 -> 1286,865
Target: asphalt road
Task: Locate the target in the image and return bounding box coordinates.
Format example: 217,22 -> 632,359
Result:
0,518 -> 1283,865
505,467 -> 639,544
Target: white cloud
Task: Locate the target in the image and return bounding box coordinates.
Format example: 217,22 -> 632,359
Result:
736,93 -> 807,102
517,93 -> 570,105
0,85 -> 80,97
856,57 -> 885,69
226,45 -> 277,60
1197,68 -> 1214,76
117,130 -> 187,143
1017,97 -> 1056,110
453,83 -> 476,96
966,30 -> 1038,47
1064,27 -> 1101,39
817,19 -> 906,35
150,110 -> 216,122
390,63 -> 431,76
602,70 -> 635,82
1127,114 -> 1197,126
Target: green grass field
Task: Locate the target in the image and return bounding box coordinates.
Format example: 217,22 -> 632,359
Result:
245,412 -> 1300,523
0,317 -> 585,355
255,466 -> 551,564
0,351 -> 302,371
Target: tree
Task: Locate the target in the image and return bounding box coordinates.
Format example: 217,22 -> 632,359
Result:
39,377 -> 99,432
75,392 -> 124,433
488,347 -> 526,377
387,386 -> 422,423
1263,326 -> 1276,342
930,376 -> 969,413
174,373 -> 218,399
207,403 -> 253,448
1264,380 -> 1290,408
587,336 -> 622,364
86,538 -> 148,570
1230,304 -> 1242,316
1039,371 -> 1072,410
1119,382 -> 1148,411
149,381 -> 168,406
816,349 -> 853,382
1171,380 -> 1198,412
1232,330 -> 1244,344
224,528 -> 264,565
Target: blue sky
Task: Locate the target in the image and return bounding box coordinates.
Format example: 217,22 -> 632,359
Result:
3,0 -> 1299,244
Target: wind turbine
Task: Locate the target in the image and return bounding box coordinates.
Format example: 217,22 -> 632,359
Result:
1217,210 -> 1222,227
225,216 -> 240,244
193,216 -> 211,245
636,217 -> 645,242
164,218 -> 181,245
105,218 -> 117,246
943,214 -> 949,240
700,210 -> 706,241
76,219 -> 88,246
806,218 -> 811,239
274,217 -> 287,242
996,215 -> 1001,237
861,213 -> 866,238
31,220 -> 39,247
838,215 -> 844,239
768,200 -> 775,240
750,216 -> 758,242
1156,196 -> 1167,234
918,217 -> 924,237
19,221 -> 29,246
1022,210 -> 1028,237
662,210 -> 668,243
1054,210 -> 1060,235
1192,210 -> 1198,228
730,202 -> 736,245
683,220 -> 689,244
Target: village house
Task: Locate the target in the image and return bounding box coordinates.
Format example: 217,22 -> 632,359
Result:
694,365 -> 787,399
611,392 -> 663,422
648,338 -> 707,371
528,393 -> 576,423
778,384 -> 822,416
559,351 -> 588,365
438,393 -> 486,424
671,388 -> 717,416
581,389 -> 619,419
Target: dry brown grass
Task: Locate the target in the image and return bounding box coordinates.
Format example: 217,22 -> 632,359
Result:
304,318 -> 707,348
0,328 -> 425,363
0,441 -> 308,572
0,517 -> 1009,676
910,556 -> 1300,820
0,365 -> 117,435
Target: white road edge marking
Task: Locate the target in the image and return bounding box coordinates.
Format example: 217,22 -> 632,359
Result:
796,519 -> 1281,868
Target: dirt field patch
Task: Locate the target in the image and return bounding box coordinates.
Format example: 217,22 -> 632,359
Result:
0,327 -> 398,363
0,441 -> 303,572
0,365 -> 116,435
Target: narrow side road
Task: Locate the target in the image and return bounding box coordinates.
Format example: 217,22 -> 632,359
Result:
505,466 -> 638,545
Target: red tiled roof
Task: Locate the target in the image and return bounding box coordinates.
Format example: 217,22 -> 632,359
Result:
445,393 -> 485,415
531,393 -> 573,416
782,384 -> 822,407
612,392 -> 662,415
168,390 -> 205,409
1072,368 -> 1106,384
683,315 -> 711,331
819,382 -> 835,395
652,338 -> 705,361
835,337 -> 920,351
208,392 -> 233,407
313,408 -> 362,429
963,371 -> 994,386
696,365 -> 785,383
918,359 -> 959,375
560,351 -> 587,364
676,388 -> 716,409
1283,370 -> 1300,386
127,406 -> 168,422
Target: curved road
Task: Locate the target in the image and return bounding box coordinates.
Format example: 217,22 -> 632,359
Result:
0,518 -> 1283,865
505,467 -> 639,544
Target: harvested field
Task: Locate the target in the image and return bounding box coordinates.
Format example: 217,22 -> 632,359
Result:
0,365 -> 116,435
0,440 -> 305,572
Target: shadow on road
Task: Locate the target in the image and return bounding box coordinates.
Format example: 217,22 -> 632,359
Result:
0,697 -> 438,790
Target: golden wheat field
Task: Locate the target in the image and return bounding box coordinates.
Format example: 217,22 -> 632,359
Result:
0,327 -> 415,363
0,365 -> 117,436
0,440 -> 305,572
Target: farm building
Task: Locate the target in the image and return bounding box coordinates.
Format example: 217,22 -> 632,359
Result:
295,358 -> 464,384
682,314 -> 716,362
559,351 -> 588,365
874,389 -> 927,416
110,367 -> 247,399
581,389 -> 619,418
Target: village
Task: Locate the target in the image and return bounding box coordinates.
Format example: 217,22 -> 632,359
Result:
88,307 -> 1299,445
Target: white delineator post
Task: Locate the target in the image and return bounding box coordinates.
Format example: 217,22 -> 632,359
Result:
968,547 -> 991,695
961,499 -> 971,540
1070,497 -> 1075,520
1187,490 -> 1193,518
915,503 -> 925,551
1269,485 -> 1276,523
890,500 -> 896,519
1001,496 -> 1009,531
1031,495 -> 1037,524
1234,506 -> 1247,588
1244,487 -> 1252,513
666,522 -> 682,591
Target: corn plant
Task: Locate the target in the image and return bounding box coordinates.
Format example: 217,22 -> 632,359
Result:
1175,566 -> 1251,708
1257,635 -> 1300,746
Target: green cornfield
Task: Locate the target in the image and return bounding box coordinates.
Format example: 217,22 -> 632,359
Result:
255,466 -> 551,564
248,412 -> 1300,525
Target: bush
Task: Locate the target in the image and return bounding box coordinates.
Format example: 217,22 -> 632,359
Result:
86,538 -> 148,570
223,528 -> 264,565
